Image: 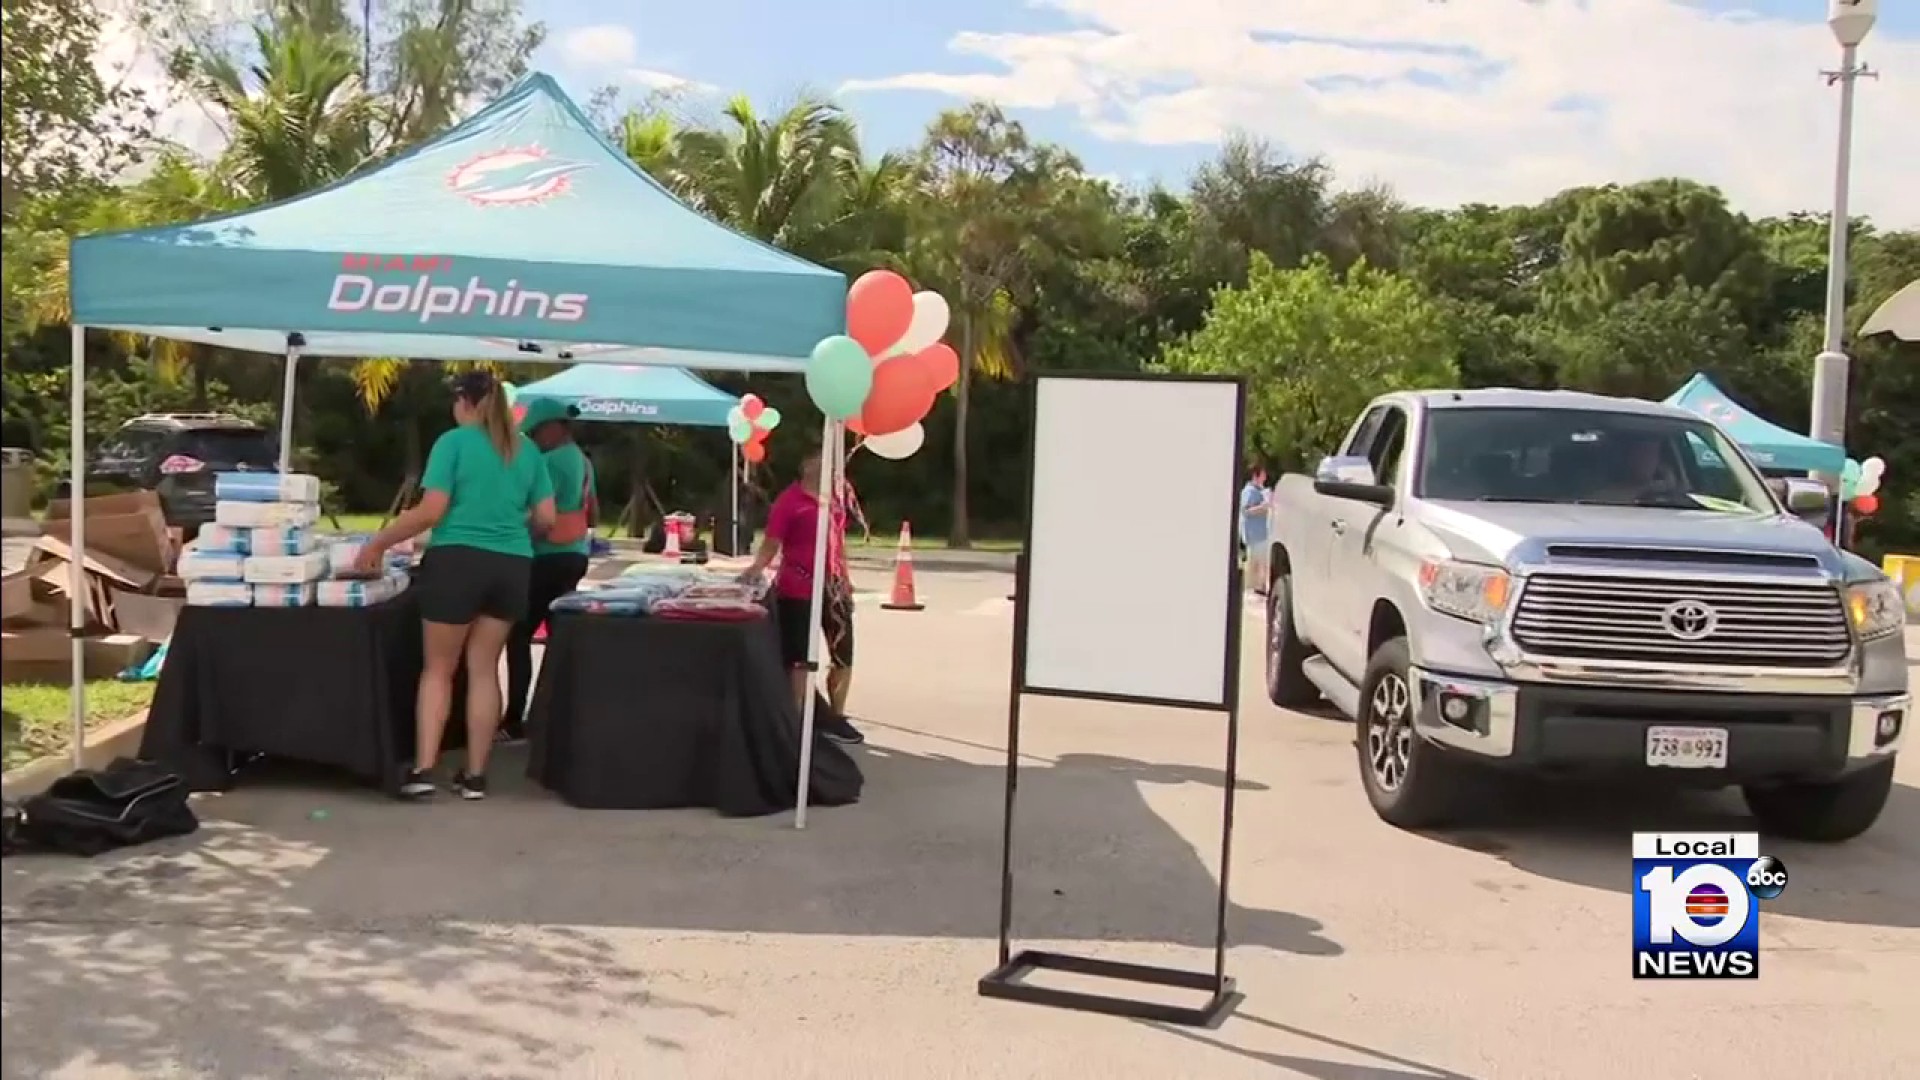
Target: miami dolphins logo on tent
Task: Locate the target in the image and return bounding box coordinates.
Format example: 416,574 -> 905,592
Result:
445,146 -> 587,206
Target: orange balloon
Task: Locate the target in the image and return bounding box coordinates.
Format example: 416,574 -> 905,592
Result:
743,440 -> 766,464
914,342 -> 960,393
859,357 -> 937,437
1853,493 -> 1879,516
846,271 -> 915,356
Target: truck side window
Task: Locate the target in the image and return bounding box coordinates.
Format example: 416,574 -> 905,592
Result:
1344,407 -> 1387,458
1368,408 -> 1408,485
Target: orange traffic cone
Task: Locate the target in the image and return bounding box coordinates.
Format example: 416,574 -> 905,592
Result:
882,523 -> 925,611
661,517 -> 683,561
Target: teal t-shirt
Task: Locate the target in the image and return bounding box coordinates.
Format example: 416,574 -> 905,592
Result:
533,442 -> 592,557
421,424 -> 554,558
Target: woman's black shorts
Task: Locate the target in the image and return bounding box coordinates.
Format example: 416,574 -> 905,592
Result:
416,544 -> 532,625
774,583 -> 854,670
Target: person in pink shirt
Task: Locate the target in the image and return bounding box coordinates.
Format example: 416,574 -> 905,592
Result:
739,447 -> 863,744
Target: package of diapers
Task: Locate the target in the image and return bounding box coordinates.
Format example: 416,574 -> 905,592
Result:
316,576 -> 397,608
247,525 -> 317,557
186,581 -> 251,607
216,500 -> 319,529
243,550 -> 329,584
326,536 -> 370,577
215,471 -> 321,503
251,582 -> 316,607
177,550 -> 247,581
192,523 -> 250,555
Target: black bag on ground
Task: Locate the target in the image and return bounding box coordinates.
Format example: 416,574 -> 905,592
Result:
15,758 -> 198,856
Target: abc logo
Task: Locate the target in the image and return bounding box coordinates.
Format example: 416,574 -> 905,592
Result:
1746,855 -> 1789,900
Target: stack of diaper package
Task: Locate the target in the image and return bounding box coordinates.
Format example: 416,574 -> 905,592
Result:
176,473 -> 409,608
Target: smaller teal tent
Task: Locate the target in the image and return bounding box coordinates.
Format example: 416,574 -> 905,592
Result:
1663,373 -> 1845,474
514,364 -> 737,426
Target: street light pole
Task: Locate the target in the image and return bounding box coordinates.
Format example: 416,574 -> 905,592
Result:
1809,0 -> 1878,453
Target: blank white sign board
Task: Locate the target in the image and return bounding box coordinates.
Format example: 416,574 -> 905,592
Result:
1021,376 -> 1242,707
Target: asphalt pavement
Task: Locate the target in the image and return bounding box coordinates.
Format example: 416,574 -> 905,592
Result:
2,567 -> 1914,1079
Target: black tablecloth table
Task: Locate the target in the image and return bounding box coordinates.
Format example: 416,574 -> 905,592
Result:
527,610 -> 863,816
141,591 -> 461,793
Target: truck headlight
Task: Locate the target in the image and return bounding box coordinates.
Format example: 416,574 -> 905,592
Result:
1846,579 -> 1906,642
1419,559 -> 1511,625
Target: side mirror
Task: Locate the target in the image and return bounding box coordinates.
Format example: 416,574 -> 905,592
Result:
1315,455 -> 1377,487
1780,478 -> 1830,519
1314,455 -> 1395,507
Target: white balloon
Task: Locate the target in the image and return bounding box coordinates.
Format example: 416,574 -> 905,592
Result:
863,423 -> 925,460
1861,456 -> 1885,480
884,292 -> 951,359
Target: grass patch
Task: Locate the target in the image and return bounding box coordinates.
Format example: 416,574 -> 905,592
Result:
2,680 -> 155,771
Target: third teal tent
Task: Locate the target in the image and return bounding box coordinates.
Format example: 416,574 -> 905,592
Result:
1663,373 -> 1846,474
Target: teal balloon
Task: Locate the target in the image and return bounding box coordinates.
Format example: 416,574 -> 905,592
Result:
806,335 -> 874,420
1841,458 -> 1863,500
727,414 -> 753,443
759,406 -> 782,431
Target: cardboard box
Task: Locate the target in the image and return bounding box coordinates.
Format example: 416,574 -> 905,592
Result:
1,570 -> 29,622
0,629 -> 152,682
40,500 -> 172,577
109,587 -> 184,642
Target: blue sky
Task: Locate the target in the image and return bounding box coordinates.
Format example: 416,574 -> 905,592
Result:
523,0 -> 1919,225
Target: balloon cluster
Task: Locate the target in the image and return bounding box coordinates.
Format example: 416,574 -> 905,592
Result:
503,381 -> 524,424
726,393 -> 782,464
1843,455 -> 1887,516
804,270 -> 960,460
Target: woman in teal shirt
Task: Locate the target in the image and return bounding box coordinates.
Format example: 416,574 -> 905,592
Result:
502,396 -> 596,741
357,371 -> 555,801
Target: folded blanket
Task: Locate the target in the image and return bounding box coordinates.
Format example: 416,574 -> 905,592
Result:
215,472 -> 321,503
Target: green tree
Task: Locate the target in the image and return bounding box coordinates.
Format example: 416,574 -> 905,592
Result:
0,0 -> 154,220
1162,254 -> 1459,468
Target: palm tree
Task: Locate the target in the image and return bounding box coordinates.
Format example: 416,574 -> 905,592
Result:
191,24 -> 381,203
668,96 -> 863,256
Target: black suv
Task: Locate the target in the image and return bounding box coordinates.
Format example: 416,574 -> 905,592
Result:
69,414 -> 278,534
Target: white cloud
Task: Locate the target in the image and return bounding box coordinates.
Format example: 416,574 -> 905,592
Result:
842,0 -> 1920,225
557,24 -> 641,69
553,24 -> 712,96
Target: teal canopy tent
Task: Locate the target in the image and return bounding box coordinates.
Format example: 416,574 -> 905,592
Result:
57,74 -> 850,825
1663,373 -> 1846,474
514,364 -> 737,427
67,73 -> 844,365
515,365 -> 744,549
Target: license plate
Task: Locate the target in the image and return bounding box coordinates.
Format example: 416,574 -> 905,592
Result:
1645,726 -> 1729,769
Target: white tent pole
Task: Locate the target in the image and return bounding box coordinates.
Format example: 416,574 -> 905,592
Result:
67,324 -> 88,768
730,443 -> 740,556
276,342 -> 300,472
793,417 -> 841,829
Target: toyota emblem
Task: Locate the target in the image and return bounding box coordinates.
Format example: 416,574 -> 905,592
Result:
1661,599 -> 1719,641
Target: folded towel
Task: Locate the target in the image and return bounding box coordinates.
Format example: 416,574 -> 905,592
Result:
215,472 -> 321,503
216,500 -> 319,528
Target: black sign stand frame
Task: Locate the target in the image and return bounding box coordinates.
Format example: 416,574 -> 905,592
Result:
977,372 -> 1247,1028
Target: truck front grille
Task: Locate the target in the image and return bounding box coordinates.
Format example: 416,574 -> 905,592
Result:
1511,573 -> 1851,668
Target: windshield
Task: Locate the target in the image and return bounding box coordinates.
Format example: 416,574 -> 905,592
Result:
1416,407 -> 1777,514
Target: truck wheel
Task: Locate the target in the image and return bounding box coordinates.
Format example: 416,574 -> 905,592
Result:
1357,636 -> 1467,829
1265,574 -> 1319,708
1741,759 -> 1894,843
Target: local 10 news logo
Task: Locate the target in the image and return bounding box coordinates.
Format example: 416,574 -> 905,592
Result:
1632,832 -> 1788,979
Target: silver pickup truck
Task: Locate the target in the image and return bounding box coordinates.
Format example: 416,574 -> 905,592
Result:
1264,388 -> 1909,841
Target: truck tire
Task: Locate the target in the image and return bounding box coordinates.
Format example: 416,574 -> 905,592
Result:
1741,759 -> 1895,843
1357,636 -> 1468,829
1265,574 -> 1319,708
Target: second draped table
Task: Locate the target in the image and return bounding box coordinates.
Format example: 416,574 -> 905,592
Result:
526,609 -> 864,816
